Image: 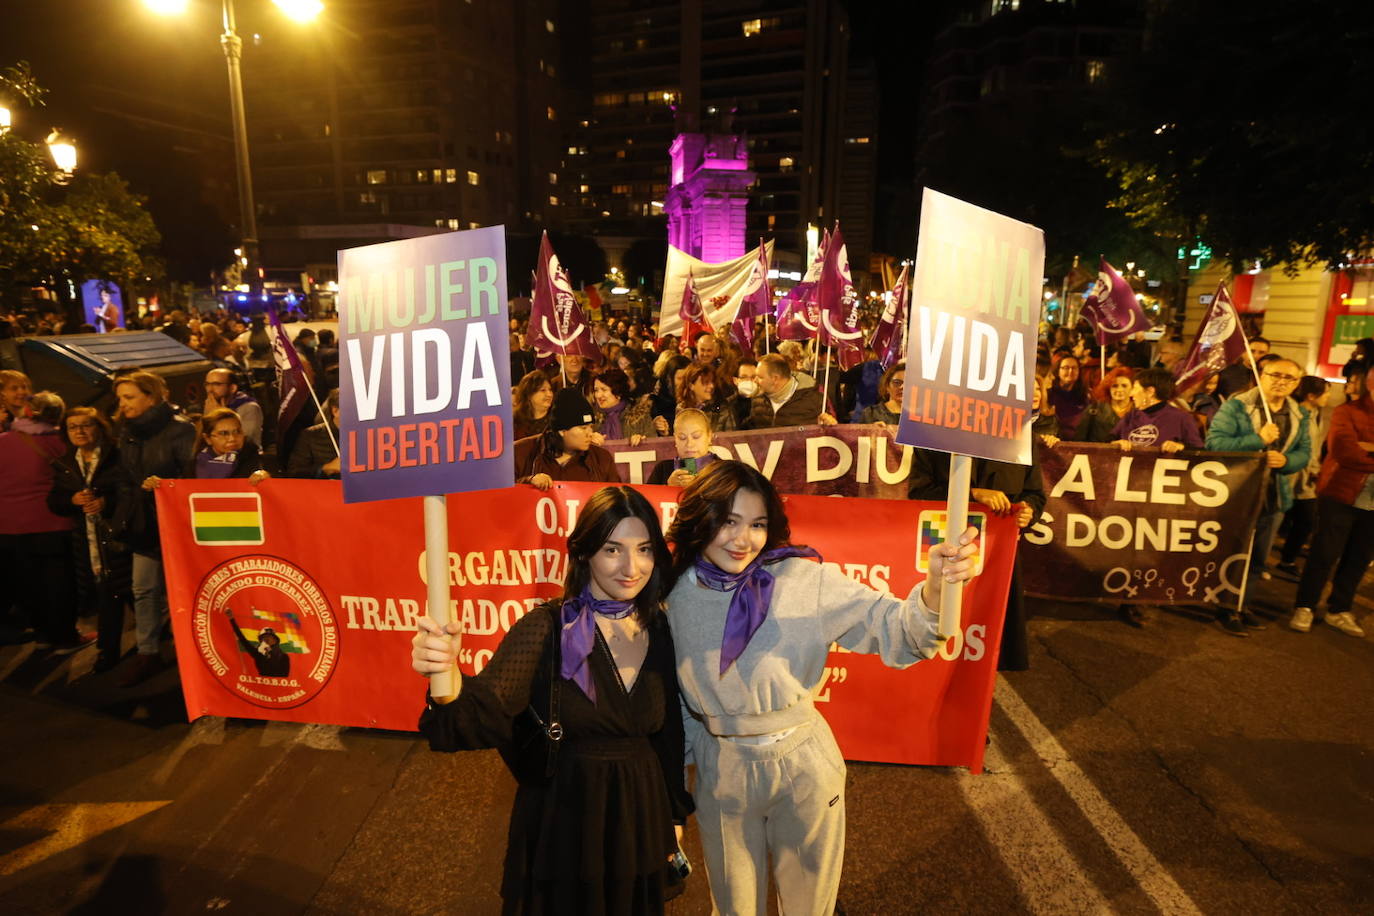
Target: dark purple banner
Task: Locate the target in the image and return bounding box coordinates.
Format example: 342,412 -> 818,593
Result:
603,424 -> 914,499
337,227 -> 512,503
1022,442 -> 1267,607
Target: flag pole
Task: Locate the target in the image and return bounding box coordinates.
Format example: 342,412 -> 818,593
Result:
821,344 -> 833,416
1231,301 -> 1273,425
424,493 -> 456,702
940,453 -> 972,638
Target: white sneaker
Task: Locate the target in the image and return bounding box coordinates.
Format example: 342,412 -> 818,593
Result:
1324,612 -> 1366,638
1290,607 -> 1313,632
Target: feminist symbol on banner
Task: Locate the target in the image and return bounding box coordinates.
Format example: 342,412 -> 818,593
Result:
1202,554 -> 1248,604
1103,568 -> 1139,598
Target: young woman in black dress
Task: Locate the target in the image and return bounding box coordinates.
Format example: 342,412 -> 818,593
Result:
410,486 -> 693,915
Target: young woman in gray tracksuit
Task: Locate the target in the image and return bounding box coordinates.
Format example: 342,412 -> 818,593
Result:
663,461 -> 978,915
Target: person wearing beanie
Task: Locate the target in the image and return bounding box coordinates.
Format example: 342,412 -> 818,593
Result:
513,388 -> 620,489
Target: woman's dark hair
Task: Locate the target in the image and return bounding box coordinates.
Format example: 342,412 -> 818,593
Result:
513,369 -> 552,423
596,366 -> 633,402
665,460 -> 798,589
563,486 -> 670,623
1295,375 -> 1328,402
1052,354 -> 1085,394
1135,367 -> 1176,403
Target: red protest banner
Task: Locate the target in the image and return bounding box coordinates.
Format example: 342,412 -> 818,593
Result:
157,480 -> 1016,772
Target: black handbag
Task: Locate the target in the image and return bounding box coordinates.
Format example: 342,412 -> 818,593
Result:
499,606 -> 564,784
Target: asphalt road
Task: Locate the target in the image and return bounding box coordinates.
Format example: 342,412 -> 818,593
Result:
1,567 -> 1371,915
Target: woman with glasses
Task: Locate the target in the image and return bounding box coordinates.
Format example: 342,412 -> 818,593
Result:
186,408 -> 269,481
47,407 -> 133,671
1206,356 -> 1311,635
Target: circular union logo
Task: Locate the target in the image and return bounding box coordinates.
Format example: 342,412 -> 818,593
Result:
192,554 -> 339,709
1128,424 -> 1161,447
1199,302 -> 1236,346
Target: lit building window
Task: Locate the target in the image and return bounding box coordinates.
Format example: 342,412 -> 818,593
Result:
447,219 -> 460,229
445,168 -> 458,183
432,168 -> 443,183
366,169 -> 387,185
579,184 -> 590,193
469,221 -> 481,230
416,169 -> 430,183
568,145 -> 578,154
768,214 -> 776,230
844,137 -> 871,144
435,219 -> 445,228
1085,60 -> 1105,83
549,195 -> 559,206
612,184 -> 631,194
468,170 -> 480,186
616,149 -> 627,159
546,19 -> 555,32
742,19 -> 761,37
359,192 -> 378,203
549,172 -> 558,184
547,106 -> 556,120
779,156 -> 794,172
495,130 -> 503,142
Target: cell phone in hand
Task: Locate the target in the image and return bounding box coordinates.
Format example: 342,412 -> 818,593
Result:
683,457 -> 698,474
671,847 -> 692,880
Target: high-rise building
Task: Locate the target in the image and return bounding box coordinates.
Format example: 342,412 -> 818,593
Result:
564,0 -> 873,278
240,0 -> 567,284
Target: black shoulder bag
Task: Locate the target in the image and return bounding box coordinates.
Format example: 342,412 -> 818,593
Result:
499,605 -> 564,785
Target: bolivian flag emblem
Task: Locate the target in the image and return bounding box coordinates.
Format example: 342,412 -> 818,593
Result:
190,492 -> 265,546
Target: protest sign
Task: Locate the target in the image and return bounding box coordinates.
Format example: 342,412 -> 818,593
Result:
157,480 -> 1017,772
896,188 -> 1043,466
336,227 -> 512,504
1022,443 -> 1267,606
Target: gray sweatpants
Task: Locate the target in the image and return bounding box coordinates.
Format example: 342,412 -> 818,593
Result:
691,715 -> 847,916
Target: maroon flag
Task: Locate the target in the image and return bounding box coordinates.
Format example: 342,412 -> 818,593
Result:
528,232 -> 601,363
816,225 -> 866,369
267,309 -> 310,434
776,233 -> 827,341
1173,281 -> 1249,392
731,244 -> 772,350
1080,257 -> 1151,345
869,262 -> 909,370
677,274 -> 715,355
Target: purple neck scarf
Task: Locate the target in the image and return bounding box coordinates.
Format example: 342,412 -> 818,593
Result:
695,545 -> 821,675
600,400 -> 627,440
559,587 -> 635,702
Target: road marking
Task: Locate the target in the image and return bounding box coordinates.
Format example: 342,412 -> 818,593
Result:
958,742 -> 1114,914
994,676 -> 1204,916
0,802 -> 171,877
152,716 -> 227,786
0,643 -> 36,682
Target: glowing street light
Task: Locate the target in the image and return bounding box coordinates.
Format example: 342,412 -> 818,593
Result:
45,129 -> 78,182
143,0 -> 323,295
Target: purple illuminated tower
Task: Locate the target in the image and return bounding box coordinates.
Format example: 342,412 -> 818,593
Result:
664,129 -> 755,262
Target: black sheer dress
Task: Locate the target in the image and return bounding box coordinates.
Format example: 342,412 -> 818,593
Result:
419,601 -> 694,916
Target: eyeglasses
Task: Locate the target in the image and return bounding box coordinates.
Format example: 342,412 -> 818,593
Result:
210,430 -> 243,439
1263,372 -> 1300,384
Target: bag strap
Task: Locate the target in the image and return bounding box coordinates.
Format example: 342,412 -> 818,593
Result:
543,603 -> 563,778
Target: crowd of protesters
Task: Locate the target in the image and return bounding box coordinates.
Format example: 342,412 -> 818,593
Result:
1,301 -> 1372,691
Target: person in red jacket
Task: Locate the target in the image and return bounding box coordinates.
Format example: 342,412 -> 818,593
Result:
1290,357 -> 1374,637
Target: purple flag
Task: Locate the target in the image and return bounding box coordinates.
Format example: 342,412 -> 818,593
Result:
1080,257 -> 1151,345
267,309 -> 311,434
816,225 -> 866,369
776,233 -> 827,341
1173,281 -> 1249,392
869,263 -> 909,370
528,232 -> 601,363
730,244 -> 772,350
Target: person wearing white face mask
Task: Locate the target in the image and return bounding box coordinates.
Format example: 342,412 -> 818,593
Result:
730,357 -> 760,427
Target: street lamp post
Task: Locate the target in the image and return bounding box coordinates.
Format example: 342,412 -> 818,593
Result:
219,0 -> 260,297
146,0 -> 322,300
